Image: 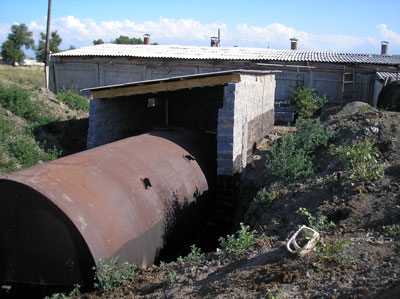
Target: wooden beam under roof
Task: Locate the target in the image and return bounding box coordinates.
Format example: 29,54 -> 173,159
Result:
91,73 -> 242,99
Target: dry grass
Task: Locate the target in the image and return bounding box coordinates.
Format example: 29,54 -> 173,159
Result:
0,65 -> 44,88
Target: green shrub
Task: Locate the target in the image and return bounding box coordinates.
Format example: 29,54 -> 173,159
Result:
57,87 -> 89,112
94,257 -> 138,292
297,207 -> 335,232
290,86 -> 327,119
330,139 -> 384,182
177,244 -> 205,266
266,118 -> 334,181
294,118 -> 335,154
218,223 -> 257,257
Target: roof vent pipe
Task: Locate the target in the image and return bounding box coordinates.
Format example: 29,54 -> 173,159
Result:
290,38 -> 298,50
381,41 -> 389,55
210,37 -> 219,47
210,29 -> 221,47
144,34 -> 150,45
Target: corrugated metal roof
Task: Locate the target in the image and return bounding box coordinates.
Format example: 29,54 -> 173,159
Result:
52,44 -> 400,66
376,72 -> 400,81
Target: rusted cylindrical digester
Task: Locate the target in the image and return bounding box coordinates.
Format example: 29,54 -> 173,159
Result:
0,128 -> 210,289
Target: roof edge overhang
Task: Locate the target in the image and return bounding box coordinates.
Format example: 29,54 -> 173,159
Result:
84,69 -> 279,99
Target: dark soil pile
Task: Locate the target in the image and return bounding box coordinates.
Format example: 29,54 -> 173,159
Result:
77,102 -> 400,299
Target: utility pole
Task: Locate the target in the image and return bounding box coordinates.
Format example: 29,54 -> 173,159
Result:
45,0 -> 52,89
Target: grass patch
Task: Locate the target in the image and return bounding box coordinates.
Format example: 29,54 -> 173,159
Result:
0,65 -> 44,89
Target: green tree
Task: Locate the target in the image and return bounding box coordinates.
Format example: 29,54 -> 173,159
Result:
1,24 -> 35,65
112,35 -> 144,45
93,39 -> 104,45
35,31 -> 62,63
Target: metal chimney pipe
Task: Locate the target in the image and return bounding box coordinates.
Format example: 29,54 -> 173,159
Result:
290,38 -> 298,50
381,41 -> 389,55
210,37 -> 218,47
144,34 -> 150,45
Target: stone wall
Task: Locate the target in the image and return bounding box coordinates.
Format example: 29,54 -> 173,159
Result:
217,73 -> 276,176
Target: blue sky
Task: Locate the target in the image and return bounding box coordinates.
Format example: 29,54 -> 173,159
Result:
1,0 -> 400,56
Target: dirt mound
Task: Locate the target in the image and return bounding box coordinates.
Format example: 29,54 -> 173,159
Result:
71,104 -> 400,298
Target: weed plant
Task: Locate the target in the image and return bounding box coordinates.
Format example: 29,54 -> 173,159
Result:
330,138 -> 384,182
93,257 -> 138,292
57,87 -> 89,112
297,207 -> 335,232
254,182 -> 283,209
313,240 -> 355,265
383,224 -> 400,237
290,86 -> 327,119
164,270 -> 180,284
266,118 -> 334,182
44,284 -> 80,299
218,223 -> 258,258
176,244 -> 205,266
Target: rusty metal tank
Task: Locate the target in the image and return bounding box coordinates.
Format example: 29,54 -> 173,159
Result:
0,127 -> 211,289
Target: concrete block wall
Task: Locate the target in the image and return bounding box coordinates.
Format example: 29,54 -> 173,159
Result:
217,73 -> 276,176
87,95 -> 163,149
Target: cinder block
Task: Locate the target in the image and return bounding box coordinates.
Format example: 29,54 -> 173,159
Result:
217,126 -> 233,135
217,143 -> 233,152
217,167 -> 233,176
218,108 -> 234,118
224,102 -> 235,110
225,83 -> 237,92
217,159 -> 233,168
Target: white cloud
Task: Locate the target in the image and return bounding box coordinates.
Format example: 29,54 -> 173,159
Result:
27,21 -> 45,31
234,22 -> 366,52
377,24 -> 400,45
1,16 -> 395,54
